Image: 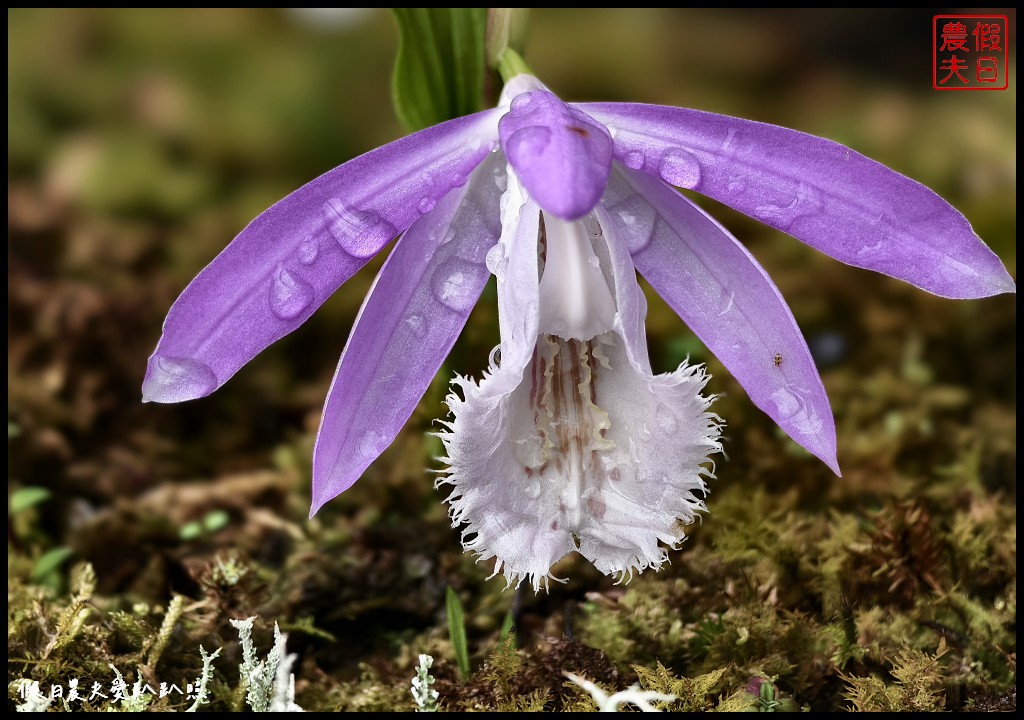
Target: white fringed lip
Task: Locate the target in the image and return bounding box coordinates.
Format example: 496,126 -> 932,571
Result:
437,170 -> 722,591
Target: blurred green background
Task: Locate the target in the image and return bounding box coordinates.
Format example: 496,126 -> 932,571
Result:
7,8 -> 1016,712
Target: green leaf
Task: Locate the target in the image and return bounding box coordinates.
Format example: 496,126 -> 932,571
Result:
499,610 -> 515,642
391,8 -> 486,132
445,586 -> 470,681
32,547 -> 74,582
10,486 -> 52,515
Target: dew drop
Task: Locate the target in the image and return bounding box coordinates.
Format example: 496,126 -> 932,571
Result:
658,147 -> 702,189
940,255 -> 980,279
142,355 -> 217,403
431,260 -> 487,312
485,243 -> 508,280
612,201 -> 657,254
297,238 -> 319,265
856,240 -> 885,258
719,127 -> 739,155
492,165 -> 508,192
456,234 -> 489,264
588,255 -> 600,269
717,289 -> 735,317
770,385 -> 823,435
322,198 -> 397,258
655,403 -> 679,435
623,150 -> 645,170
510,92 -> 535,112
728,341 -> 751,362
524,480 -> 542,500
507,126 -> 552,161
418,196 -> 436,214
513,435 -> 545,470
488,345 -> 502,368
404,312 -> 428,338
754,182 -> 823,230
357,429 -> 385,461
269,268 -> 315,321
725,176 -> 746,197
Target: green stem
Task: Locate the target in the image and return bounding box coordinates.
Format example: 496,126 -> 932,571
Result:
496,47 -> 532,83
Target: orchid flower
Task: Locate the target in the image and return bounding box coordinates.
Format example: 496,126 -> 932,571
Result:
143,74 -> 1015,590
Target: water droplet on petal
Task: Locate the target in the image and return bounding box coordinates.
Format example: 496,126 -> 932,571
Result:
404,312 -> 428,338
729,341 -> 751,362
588,255 -> 600,269
611,201 -> 657,254
754,182 -> 823,230
513,435 -> 545,471
270,268 -> 314,320
322,198 -> 397,258
770,385 -> 824,436
658,147 -> 702,189
488,345 -> 502,368
507,126 -> 552,162
297,238 -> 319,265
856,240 -> 885,258
718,289 -> 735,317
492,165 -> 508,192
357,429 -> 386,461
418,197 -> 436,214
725,176 -> 746,196
623,150 -> 645,170
142,355 -> 217,403
431,260 -> 487,313
939,255 -> 980,280
719,127 -> 740,155
485,243 -> 508,280
524,480 -> 542,499
456,234 -> 490,265
510,92 -> 535,112
655,403 -> 678,435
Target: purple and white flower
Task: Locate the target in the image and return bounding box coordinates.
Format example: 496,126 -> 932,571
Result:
143,75 -> 1014,589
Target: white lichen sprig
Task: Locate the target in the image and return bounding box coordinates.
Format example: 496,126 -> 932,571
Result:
185,645 -> 222,712
229,616 -> 303,712
565,672 -> 675,712
12,679 -> 53,713
411,654 -> 440,712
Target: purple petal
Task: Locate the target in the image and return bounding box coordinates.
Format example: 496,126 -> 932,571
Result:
582,103 -> 1015,299
142,110 -> 500,404
499,91 -> 612,222
310,155 -> 505,515
602,166 -> 840,475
